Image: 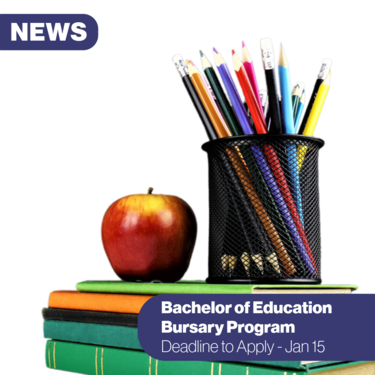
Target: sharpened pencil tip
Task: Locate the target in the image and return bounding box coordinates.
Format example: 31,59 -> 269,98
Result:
186,59 -> 190,65
199,50 -> 203,57
232,49 -> 235,55
213,47 -> 218,54
242,41 -> 245,48
278,43 -> 288,67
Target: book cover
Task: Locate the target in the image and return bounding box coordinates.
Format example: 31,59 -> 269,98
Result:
42,308 -> 138,327
45,340 -> 372,375
76,280 -> 357,295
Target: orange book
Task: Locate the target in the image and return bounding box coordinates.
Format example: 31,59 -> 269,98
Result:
48,291 -> 153,314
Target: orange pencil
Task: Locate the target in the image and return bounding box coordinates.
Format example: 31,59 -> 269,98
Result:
233,50 -> 267,134
187,60 -> 231,138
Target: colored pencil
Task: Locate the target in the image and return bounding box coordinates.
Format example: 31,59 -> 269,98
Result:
233,50 -> 267,134
278,44 -> 295,134
260,38 -> 283,134
298,72 -> 331,170
187,60 -> 231,138
298,58 -> 332,135
190,60 -> 218,107
303,72 -> 331,136
241,252 -> 252,276
278,44 -> 305,229
200,51 -> 243,136
172,55 -> 217,140
259,89 -> 268,114
259,89 -> 271,130
292,83 -> 304,122
294,90 -> 305,132
242,41 -> 264,118
213,48 -> 253,134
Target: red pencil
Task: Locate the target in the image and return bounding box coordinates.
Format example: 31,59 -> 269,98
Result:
232,51 -> 317,271
233,50 -> 267,135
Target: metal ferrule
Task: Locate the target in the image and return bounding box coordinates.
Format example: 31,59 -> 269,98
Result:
318,60 -> 332,80
261,48 -> 275,70
172,55 -> 189,78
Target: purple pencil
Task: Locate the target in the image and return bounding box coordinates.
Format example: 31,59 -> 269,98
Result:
213,48 -> 252,134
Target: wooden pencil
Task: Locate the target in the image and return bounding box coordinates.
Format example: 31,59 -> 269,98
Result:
200,50 -> 243,136
298,59 -> 332,135
187,60 -> 231,138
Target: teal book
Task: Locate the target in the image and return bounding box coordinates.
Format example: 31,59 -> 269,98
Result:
77,280 -> 357,295
45,340 -> 372,375
44,320 -> 142,350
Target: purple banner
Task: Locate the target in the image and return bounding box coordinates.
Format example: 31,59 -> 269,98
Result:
138,294 -> 375,361
0,14 -> 98,50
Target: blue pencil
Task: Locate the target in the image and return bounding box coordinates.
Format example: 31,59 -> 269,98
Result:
278,45 -> 295,134
294,90 -> 305,133
278,44 -> 304,227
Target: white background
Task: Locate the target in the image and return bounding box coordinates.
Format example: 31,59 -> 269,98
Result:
1,0 -> 374,372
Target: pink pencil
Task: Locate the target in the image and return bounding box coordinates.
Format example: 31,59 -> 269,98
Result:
242,41 -> 264,118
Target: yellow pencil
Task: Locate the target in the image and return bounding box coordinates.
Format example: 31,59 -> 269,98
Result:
298,72 -> 331,171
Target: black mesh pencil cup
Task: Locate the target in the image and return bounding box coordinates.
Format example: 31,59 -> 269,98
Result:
202,134 -> 324,284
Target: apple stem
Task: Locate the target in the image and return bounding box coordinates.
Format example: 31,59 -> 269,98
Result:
148,187 -> 154,194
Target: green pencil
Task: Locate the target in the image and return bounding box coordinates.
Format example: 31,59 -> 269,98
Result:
200,50 -> 243,136
292,82 -> 304,122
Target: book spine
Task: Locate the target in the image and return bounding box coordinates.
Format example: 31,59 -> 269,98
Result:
45,341 -> 57,371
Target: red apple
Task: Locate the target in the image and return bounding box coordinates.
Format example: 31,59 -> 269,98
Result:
101,188 -> 197,282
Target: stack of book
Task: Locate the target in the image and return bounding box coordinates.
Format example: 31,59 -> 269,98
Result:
43,281 -> 373,375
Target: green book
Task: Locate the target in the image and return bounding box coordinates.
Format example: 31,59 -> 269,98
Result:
42,321 -> 351,371
45,340 -> 372,375
44,320 -> 142,350
76,280 -> 357,295
42,321 -> 352,370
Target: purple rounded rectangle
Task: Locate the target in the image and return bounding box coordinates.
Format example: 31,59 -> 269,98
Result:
139,294 -> 375,361
0,14 -> 98,50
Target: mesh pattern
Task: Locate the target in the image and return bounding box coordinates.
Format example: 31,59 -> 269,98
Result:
202,134 -> 324,284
